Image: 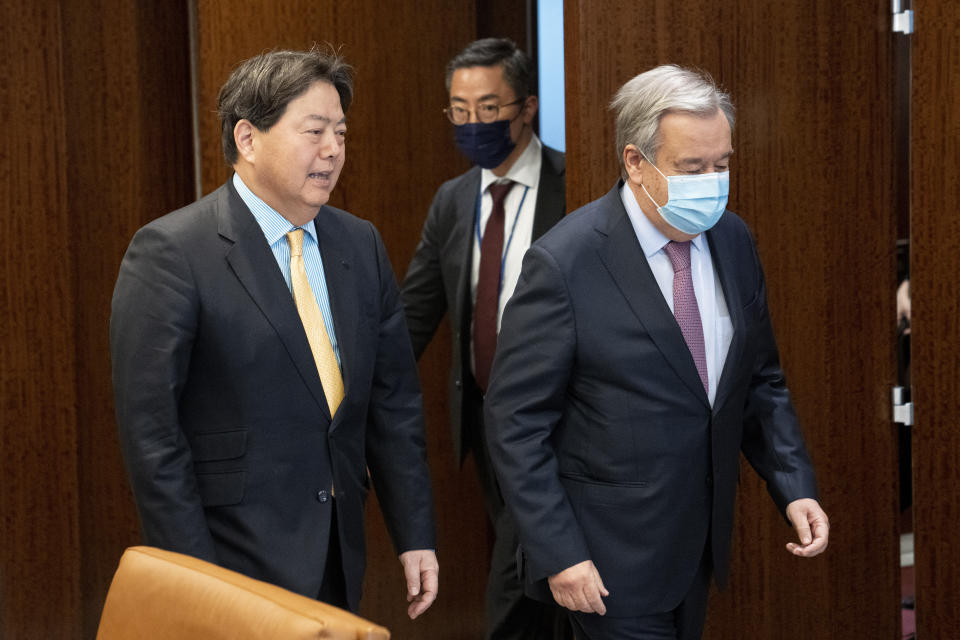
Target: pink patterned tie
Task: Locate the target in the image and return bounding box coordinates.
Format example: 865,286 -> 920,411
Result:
663,241 -> 708,394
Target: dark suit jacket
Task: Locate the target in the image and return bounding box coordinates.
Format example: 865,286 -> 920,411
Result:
401,145 -> 565,463
484,182 -> 818,617
110,179 -> 436,611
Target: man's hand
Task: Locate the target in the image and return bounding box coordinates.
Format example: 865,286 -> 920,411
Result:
547,559 -> 609,615
897,279 -> 911,334
785,498 -> 830,557
398,549 -> 439,619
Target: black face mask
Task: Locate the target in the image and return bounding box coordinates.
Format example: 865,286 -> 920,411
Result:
453,119 -> 516,169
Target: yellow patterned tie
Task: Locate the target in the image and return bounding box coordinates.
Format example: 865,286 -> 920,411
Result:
286,229 -> 344,416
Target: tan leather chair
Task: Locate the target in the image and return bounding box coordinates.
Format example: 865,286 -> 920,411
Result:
96,546 -> 390,639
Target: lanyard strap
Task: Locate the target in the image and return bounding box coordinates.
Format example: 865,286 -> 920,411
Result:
475,183 -> 530,292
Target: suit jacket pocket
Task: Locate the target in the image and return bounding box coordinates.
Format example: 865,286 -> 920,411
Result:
189,429 -> 247,461
190,430 -> 247,506
560,474 -> 653,508
196,470 -> 245,507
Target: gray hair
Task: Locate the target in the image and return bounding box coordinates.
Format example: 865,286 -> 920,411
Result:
217,45 -> 354,166
610,65 -> 735,179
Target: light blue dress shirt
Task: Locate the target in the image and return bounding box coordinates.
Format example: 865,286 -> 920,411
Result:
233,173 -> 342,368
620,183 -> 733,406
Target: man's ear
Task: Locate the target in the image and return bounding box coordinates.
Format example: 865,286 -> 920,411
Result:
623,144 -> 645,183
520,94 -> 539,125
234,119 -> 256,163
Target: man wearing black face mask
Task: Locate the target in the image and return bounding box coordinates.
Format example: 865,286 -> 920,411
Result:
401,38 -> 568,640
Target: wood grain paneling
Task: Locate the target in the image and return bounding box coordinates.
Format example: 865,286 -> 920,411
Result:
1,1 -> 194,637
193,3 -> 487,636
911,0 -> 960,635
564,2 -> 899,637
59,1 -> 195,636
477,0 -> 529,52
1,2 -> 82,638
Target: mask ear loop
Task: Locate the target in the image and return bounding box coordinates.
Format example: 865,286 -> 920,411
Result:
638,150 -> 668,209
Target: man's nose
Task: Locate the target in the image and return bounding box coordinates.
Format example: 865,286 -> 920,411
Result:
320,131 -> 341,156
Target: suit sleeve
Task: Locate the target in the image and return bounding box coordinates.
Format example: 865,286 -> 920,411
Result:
364,222 -> 438,553
484,244 -> 592,581
739,240 -> 818,515
110,224 -> 218,562
400,189 -> 451,359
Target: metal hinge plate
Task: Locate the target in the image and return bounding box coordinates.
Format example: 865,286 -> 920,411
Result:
893,386 -> 914,426
893,10 -> 914,34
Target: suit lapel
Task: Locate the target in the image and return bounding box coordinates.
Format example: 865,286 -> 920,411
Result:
706,222 -> 746,412
531,146 -> 566,240
453,169 -> 482,336
314,207 -> 358,430
594,185 -> 711,408
218,183 -> 333,420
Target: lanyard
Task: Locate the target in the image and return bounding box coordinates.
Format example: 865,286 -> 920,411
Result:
475,182 -> 530,293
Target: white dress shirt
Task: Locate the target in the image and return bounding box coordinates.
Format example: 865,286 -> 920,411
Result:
470,133 -> 543,331
620,183 -> 733,406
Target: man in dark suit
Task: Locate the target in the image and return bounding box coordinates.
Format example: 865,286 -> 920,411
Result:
484,65 -> 830,640
401,39 -> 568,639
110,48 -> 439,618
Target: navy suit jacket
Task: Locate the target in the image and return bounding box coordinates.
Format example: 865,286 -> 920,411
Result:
110,179 -> 436,610
484,182 -> 818,617
401,145 -> 565,463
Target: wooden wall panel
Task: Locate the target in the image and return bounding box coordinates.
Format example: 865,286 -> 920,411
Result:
911,0 -> 960,635
564,2 -> 899,638
193,3 -> 488,636
59,1 -> 195,636
1,1 -> 194,637
477,0 -> 530,52
1,2 -> 82,638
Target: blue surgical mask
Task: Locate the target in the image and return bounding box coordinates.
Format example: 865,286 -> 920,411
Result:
453,120 -> 516,169
641,155 -> 729,235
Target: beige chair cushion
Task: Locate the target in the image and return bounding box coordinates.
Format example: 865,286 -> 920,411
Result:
96,546 -> 389,639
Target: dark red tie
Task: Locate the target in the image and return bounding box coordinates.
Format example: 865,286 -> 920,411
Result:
473,180 -> 515,392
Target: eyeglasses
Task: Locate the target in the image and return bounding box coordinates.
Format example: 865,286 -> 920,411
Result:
443,97 -> 526,125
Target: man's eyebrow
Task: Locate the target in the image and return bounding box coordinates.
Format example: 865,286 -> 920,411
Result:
302,115 -> 346,125
449,93 -> 501,103
676,150 -> 735,165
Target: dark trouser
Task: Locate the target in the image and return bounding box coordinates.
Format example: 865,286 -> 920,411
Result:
471,409 -> 573,640
317,505 -> 349,610
570,551 -> 712,640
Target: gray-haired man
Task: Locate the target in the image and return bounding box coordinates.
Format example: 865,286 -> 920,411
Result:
484,65 -> 829,639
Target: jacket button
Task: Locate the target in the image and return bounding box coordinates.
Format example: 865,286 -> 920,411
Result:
317,490 -> 329,503
706,475 -> 714,487
455,379 -> 463,389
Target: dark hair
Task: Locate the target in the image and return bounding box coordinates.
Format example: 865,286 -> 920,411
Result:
445,37 -> 536,100
217,45 -> 354,166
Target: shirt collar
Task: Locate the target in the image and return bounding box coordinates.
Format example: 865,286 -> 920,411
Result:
233,173 -> 318,246
480,133 -> 542,194
619,181 -> 705,258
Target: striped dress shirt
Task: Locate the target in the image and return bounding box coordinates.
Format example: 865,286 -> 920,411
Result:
233,173 -> 342,367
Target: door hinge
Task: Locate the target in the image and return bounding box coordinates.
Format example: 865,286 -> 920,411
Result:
892,0 -> 914,34
893,386 -> 914,426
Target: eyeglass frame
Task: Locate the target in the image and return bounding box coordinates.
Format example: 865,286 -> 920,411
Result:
443,96 -> 527,125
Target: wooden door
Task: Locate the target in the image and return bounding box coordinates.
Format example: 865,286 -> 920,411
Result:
564,2 -> 900,637
911,0 -> 960,636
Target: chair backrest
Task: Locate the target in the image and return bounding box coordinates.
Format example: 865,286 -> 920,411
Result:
96,546 -> 390,639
